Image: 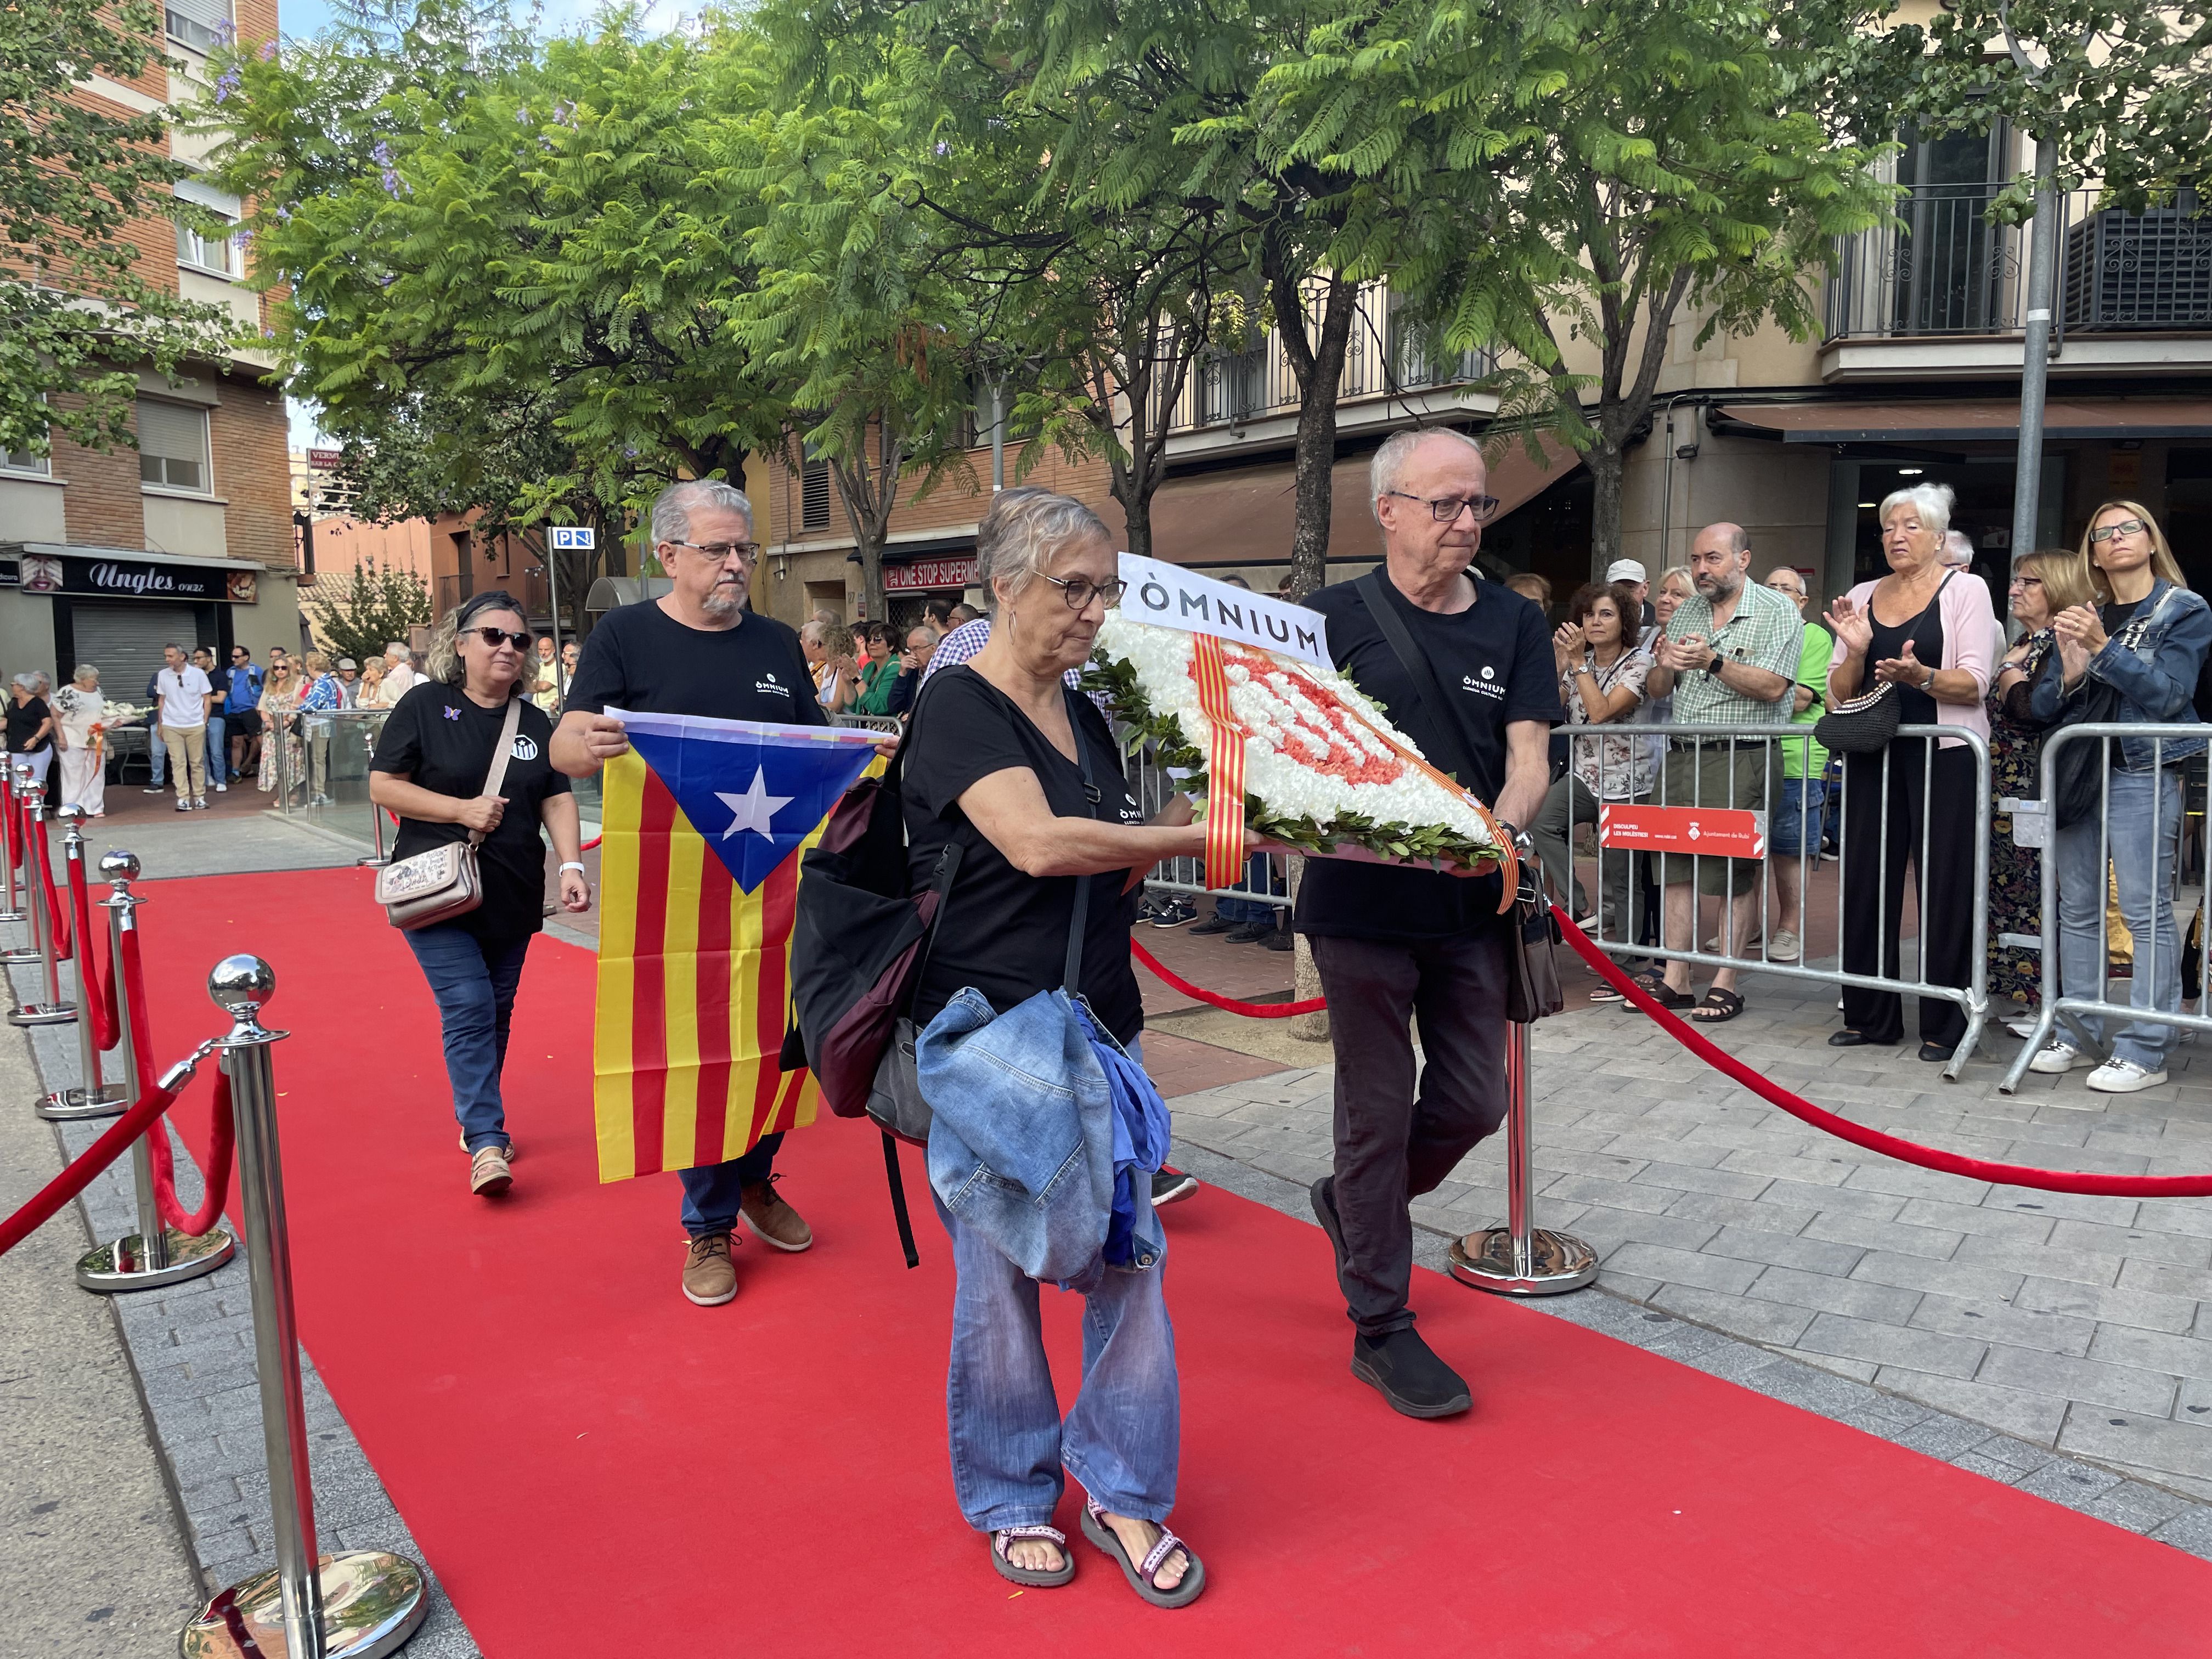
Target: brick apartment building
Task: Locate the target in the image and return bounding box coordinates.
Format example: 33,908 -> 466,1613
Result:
0,0 -> 302,698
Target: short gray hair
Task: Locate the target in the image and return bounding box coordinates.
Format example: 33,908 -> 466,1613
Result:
12,673 -> 41,693
651,479 -> 753,546
1369,427 -> 1484,521
71,664 -> 97,685
1880,482 -> 1955,540
1942,529 -> 1974,567
974,488 -> 1108,604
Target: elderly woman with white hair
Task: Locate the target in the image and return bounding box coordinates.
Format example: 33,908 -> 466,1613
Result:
899,487 -> 1211,1605
1822,482 -> 1997,1060
50,666 -> 121,816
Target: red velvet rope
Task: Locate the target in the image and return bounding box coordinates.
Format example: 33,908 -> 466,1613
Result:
35,817 -> 69,960
1130,937 -> 1326,1019
0,1076 -> 179,1258
68,856 -> 119,1050
1,782 -> 18,867
1550,907 -> 2212,1198
117,923 -> 235,1237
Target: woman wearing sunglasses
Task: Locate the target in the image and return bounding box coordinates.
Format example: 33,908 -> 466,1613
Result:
255,656 -> 307,799
2025,502 -> 2212,1093
370,591 -> 591,1195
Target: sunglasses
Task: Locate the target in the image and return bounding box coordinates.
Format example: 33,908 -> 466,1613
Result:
470,626 -> 532,651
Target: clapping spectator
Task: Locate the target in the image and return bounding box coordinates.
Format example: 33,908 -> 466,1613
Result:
1529,580 -> 1650,936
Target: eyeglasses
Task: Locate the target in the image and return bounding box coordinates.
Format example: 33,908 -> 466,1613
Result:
2088,519 -> 2149,544
471,626 -> 532,651
669,539 -> 760,563
1039,574 -> 1127,611
1384,489 -> 1502,525
2008,575 -> 2044,589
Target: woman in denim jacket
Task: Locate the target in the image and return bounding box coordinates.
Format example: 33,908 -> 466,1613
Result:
2026,503 -> 2212,1092
900,489 -> 1214,1606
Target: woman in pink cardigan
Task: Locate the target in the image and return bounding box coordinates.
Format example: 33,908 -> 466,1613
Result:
1822,483 -> 1996,1060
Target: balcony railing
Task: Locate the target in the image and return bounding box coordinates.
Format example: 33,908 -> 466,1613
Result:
435,569 -> 553,620
1827,184 -> 2212,341
1163,281 -> 1493,435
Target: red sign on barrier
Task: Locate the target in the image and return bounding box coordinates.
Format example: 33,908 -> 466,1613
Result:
1599,803 -> 1767,859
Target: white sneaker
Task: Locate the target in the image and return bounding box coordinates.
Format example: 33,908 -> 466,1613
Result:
2029,1042 -> 2083,1074
1767,930 -> 1802,962
2086,1058 -> 2168,1093
2005,1017 -> 2041,1039
213,781 -> 227,793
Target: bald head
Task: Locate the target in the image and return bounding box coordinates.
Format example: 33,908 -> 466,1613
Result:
1686,522 -> 1751,603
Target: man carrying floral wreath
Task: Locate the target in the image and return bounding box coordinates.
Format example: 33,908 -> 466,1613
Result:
1297,426 -> 1560,1420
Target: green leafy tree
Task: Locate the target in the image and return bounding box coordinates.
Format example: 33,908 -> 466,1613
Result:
305,558 -> 432,662
0,0 -> 233,458
1262,0 -> 1893,572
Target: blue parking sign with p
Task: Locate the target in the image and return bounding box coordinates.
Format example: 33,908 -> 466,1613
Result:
551,526 -> 595,551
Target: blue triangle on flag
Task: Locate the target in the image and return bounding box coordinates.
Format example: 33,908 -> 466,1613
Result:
627,724 -> 876,894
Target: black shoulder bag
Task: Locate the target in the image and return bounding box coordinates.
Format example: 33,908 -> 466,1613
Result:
1354,572 -> 1562,1021
1813,573 -> 1955,757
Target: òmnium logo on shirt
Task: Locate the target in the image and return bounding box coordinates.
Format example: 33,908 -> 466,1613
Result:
1461,669 -> 1505,701
754,674 -> 791,698
509,735 -> 540,761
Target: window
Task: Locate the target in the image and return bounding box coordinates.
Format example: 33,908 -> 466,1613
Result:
800,449 -> 831,531
177,216 -> 239,278
138,400 -> 211,493
166,0 -> 231,52
1,443 -> 47,476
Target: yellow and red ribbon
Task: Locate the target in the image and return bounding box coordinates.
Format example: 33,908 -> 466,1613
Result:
1189,634 -> 1251,890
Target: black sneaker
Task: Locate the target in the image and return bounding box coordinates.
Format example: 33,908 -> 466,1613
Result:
1148,899 -> 1196,928
1187,915 -> 1238,935
1259,928 -> 1293,952
1224,922 -> 1274,944
1151,1166 -> 1199,1206
1350,1328 -> 1472,1419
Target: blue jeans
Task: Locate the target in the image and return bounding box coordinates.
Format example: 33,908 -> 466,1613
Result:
404,923 -> 530,1151
936,1035 -> 1177,1531
1212,852 -> 1280,927
1771,776 -> 1827,855
676,1133 -> 784,1237
148,728 -> 165,785
205,714 -> 226,785
2054,768 -> 2183,1070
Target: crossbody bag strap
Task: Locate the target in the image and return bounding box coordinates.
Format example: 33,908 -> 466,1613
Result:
467,695 -> 526,848
1356,569 -> 1482,785
1064,689 -> 1102,992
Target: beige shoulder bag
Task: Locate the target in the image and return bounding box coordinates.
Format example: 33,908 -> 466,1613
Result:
376,695 -> 525,930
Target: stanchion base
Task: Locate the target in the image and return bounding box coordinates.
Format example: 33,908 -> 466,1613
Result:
9,1001 -> 75,1026
1448,1228 -> 1601,1296
0,907 -> 24,923
180,1550 -> 427,1659
356,854 -> 390,869
0,945 -> 41,964
78,1227 -> 235,1291
36,1081 -> 133,1120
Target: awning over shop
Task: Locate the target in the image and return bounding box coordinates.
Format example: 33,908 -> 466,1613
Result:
1717,398 -> 2212,445
1146,432 -> 1582,567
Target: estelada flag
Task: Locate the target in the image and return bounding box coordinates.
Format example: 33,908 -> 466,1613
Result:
592,708 -> 879,1183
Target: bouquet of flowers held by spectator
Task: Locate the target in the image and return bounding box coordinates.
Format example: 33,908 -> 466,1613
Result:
1085,602 -> 1506,878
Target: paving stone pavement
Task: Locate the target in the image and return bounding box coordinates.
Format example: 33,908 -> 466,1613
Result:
1170,958 -> 2212,1515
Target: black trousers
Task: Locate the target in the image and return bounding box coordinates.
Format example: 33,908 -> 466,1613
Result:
1310,928 -> 1511,1339
1839,740 -> 1978,1048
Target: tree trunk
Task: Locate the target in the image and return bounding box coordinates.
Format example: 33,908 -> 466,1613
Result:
1585,445 -> 1626,579
1277,270 -> 1359,601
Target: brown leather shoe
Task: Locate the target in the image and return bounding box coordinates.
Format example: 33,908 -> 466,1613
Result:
681,1233 -> 737,1306
469,1145 -> 512,1197
739,1177 -> 813,1252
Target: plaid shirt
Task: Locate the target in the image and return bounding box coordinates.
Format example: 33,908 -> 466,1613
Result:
917,616 -> 1083,691
1664,578 -> 1802,728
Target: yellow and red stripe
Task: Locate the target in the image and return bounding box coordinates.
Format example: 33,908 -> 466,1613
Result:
591,752 -> 824,1183
1189,633 -> 1251,890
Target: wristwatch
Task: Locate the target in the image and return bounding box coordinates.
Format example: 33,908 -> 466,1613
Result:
1704,646 -> 1724,678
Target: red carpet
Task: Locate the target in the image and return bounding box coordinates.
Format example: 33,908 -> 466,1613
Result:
143,868 -> 2212,1657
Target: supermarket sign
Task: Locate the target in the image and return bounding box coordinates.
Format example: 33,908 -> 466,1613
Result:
884,556 -> 975,592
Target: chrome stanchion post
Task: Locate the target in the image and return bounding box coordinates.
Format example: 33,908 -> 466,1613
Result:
180,957 -> 426,1659
77,854 -> 236,1291
38,809 -> 131,1118
1450,837 -> 1600,1296
1,762 -> 40,961
357,723 -> 388,870
10,784 -> 74,1023
0,765 -> 24,924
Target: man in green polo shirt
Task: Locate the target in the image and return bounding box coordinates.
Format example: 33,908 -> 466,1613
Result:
1641,522 -> 1802,1020
1760,567 -> 1832,964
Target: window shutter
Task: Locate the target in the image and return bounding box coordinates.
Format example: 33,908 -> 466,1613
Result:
137,400 -> 209,492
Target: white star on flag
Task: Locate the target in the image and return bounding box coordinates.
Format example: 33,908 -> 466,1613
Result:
716,768 -> 793,842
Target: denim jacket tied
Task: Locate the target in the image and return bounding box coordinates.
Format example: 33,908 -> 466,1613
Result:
917,985 -> 1165,1285
2028,579 -> 2212,772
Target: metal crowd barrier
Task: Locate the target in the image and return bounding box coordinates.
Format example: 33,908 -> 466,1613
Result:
1998,721 -> 2212,1095
1120,737 -> 1293,910
833,713 -> 905,736
1554,719 -> 1993,1080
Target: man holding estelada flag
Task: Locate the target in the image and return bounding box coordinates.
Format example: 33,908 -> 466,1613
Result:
552,479 -> 877,1308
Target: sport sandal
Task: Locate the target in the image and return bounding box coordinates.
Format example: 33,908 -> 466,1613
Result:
990,1525 -> 1074,1588
1081,1498 -> 1206,1609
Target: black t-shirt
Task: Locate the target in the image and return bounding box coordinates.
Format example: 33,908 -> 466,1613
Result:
1295,572 -> 1561,940
901,668 -> 1147,1043
5,696 -> 50,754
564,600 -> 825,729
371,684 -> 572,942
